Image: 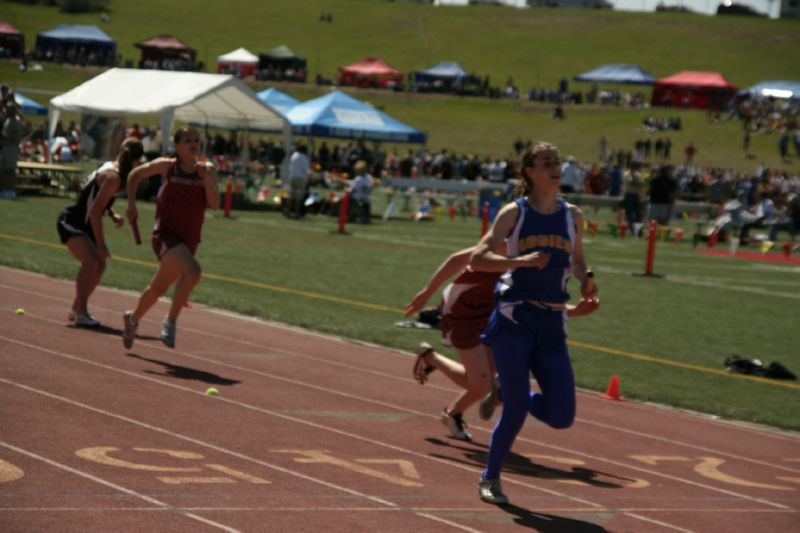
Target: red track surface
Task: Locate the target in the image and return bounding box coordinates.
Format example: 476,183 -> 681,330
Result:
1,266 -> 798,532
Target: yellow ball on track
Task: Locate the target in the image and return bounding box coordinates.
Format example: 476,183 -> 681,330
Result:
205,387 -> 219,396
15,308 -> 25,316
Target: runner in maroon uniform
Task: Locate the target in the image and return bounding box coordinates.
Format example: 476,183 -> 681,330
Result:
121,127 -> 220,349
406,245 -> 598,441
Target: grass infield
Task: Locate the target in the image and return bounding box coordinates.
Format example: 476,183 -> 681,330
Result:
1,194 -> 798,431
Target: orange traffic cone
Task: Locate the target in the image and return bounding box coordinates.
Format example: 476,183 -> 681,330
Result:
602,375 -> 622,401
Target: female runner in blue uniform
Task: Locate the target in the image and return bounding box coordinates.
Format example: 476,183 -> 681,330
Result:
470,141 -> 598,505
56,138 -> 144,327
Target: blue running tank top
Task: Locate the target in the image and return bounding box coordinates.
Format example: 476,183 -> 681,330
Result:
496,197 -> 576,304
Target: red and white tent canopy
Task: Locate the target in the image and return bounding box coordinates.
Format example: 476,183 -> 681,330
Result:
217,47 -> 258,75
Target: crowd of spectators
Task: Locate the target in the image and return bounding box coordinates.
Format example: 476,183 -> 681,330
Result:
31,45 -> 117,67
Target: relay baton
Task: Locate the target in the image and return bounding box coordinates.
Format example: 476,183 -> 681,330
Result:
584,270 -> 595,294
132,219 -> 142,245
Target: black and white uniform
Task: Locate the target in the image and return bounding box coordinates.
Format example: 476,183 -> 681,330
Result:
56,161 -> 116,244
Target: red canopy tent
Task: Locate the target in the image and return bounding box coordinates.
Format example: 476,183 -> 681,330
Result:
135,35 -> 197,69
0,20 -> 25,58
651,71 -> 737,111
338,57 -> 404,89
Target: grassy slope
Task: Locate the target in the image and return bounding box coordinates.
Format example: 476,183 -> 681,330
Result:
1,1 -> 799,429
3,1 -> 800,170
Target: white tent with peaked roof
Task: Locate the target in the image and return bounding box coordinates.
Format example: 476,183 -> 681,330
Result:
48,68 -> 292,162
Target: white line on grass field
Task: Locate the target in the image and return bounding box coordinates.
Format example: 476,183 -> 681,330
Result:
594,265 -> 800,299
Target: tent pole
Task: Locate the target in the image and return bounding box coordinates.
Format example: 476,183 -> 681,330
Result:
47,104 -> 60,164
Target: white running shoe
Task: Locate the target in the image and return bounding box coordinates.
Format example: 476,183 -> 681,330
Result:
479,477 -> 509,505
441,410 -> 472,441
74,312 -> 100,328
122,311 -> 138,349
161,318 -> 176,348
479,374 -> 501,421
68,310 -> 76,323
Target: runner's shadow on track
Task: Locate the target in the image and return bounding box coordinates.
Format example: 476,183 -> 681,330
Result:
425,438 -> 631,489
499,504 -> 609,532
126,353 -> 241,386
68,324 -> 160,342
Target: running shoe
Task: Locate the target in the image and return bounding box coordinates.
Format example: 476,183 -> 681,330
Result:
161,318 -> 176,348
122,311 -> 138,349
68,310 -> 76,322
413,342 -> 436,384
479,477 -> 509,505
441,410 -> 472,441
74,312 -> 100,328
479,374 -> 501,421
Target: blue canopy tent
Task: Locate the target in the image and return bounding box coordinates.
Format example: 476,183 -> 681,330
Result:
35,24 -> 116,64
574,64 -> 656,85
414,61 -> 468,83
743,80 -> 800,100
14,92 -> 47,116
286,91 -> 426,144
256,88 -> 300,117
413,61 -> 473,93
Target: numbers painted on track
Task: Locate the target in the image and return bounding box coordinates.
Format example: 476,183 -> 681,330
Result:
75,447 -> 270,485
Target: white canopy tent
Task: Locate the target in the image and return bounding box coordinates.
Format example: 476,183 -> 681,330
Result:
217,47 -> 258,65
48,68 -> 292,164
217,47 -> 259,76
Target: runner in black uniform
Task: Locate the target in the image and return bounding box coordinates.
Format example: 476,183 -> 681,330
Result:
57,138 -> 144,327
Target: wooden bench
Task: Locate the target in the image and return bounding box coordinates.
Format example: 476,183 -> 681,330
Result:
16,161 -> 84,195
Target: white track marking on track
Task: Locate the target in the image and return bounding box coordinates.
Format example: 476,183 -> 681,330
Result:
0,441 -> 240,533
0,333 -> 791,526
4,276 -> 797,449
4,277 -> 800,460
2,273 -> 797,513
622,512 -> 695,533
0,371 -> 474,532
0,337 -> 600,508
3,277 -> 800,457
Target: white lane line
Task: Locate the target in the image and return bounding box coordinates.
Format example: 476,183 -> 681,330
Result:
0,333 -> 788,533
0,506 -> 796,513
0,335 -> 603,512
1,279 -> 796,516
0,365 -> 475,533
0,441 -> 240,533
6,277 -> 797,453
5,275 -> 797,450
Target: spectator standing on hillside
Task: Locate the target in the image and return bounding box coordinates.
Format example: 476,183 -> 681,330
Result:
648,165 -> 679,225
684,142 -> 697,165
607,161 -> 623,197
559,156 -> 581,194
287,141 -> 310,219
622,164 -> 645,234
348,160 -> 374,224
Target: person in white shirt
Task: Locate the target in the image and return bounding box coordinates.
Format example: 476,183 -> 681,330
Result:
559,155 -> 582,193
287,142 -> 310,218
348,159 -> 374,224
